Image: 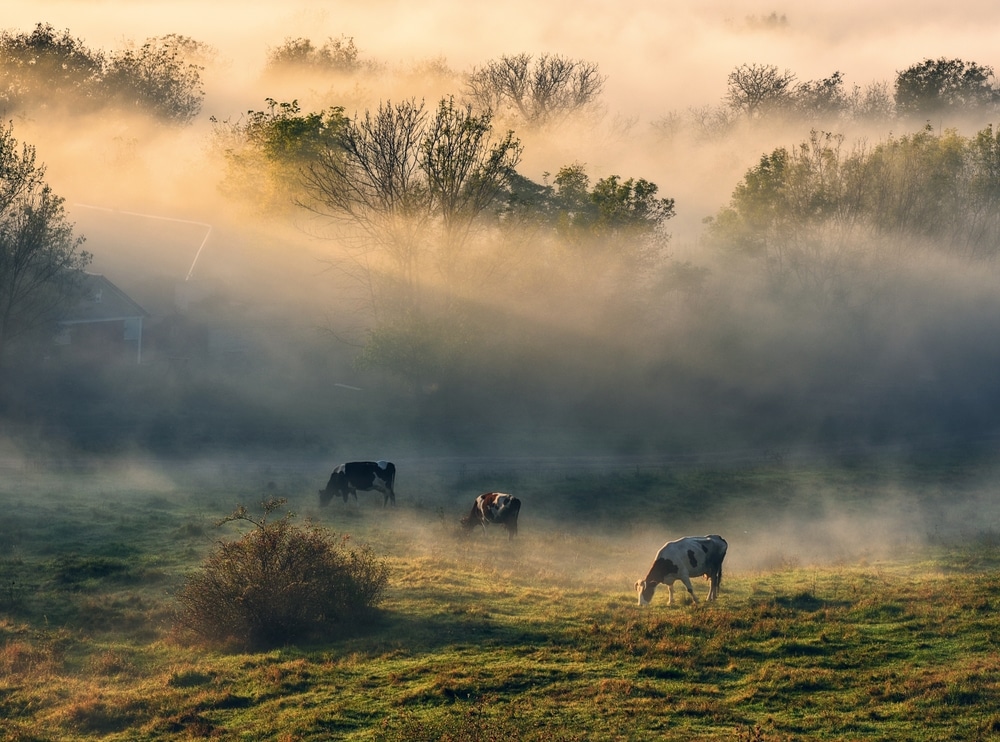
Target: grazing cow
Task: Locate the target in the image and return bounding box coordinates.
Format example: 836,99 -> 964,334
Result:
635,534 -> 727,606
319,461 -> 396,506
461,492 -> 521,540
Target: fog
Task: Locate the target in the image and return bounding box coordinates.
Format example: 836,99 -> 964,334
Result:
3,1 -> 1000,565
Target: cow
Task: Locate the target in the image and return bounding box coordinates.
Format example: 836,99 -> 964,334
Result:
319,461 -> 396,507
635,534 -> 728,606
461,492 -> 521,540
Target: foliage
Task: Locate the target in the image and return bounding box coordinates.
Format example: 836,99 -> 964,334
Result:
174,498 -> 389,650
791,71 -> 848,120
894,57 -> 1000,118
0,122 -> 90,365
708,124 -> 1000,298
0,22 -> 205,122
103,35 -> 206,123
465,53 -> 606,127
212,99 -> 348,213
0,23 -> 104,111
548,163 -> 675,267
263,35 -> 361,76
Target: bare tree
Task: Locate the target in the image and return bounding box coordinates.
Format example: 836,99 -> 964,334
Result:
299,97 -> 522,315
421,97 -> 522,284
465,53 -> 606,127
300,99 -> 430,316
725,63 -> 796,119
0,123 -> 90,365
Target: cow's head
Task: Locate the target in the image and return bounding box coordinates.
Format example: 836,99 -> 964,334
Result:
635,579 -> 658,606
319,488 -> 334,507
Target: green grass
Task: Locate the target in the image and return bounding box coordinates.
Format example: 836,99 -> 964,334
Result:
1,459 -> 1000,740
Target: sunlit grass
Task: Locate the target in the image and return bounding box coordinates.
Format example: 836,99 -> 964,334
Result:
1,461 -> 1000,740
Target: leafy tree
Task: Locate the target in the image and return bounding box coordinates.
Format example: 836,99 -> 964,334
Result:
725,63 -> 796,119
847,80 -> 895,121
548,164 -> 674,260
465,53 -> 605,127
894,58 -> 1000,118
0,122 -> 90,366
964,123 -> 1000,258
0,23 -> 104,112
264,35 -> 361,76
104,35 -> 205,122
864,125 -> 968,242
791,71 -> 847,120
0,23 -> 205,123
709,124 -> 1000,297
707,130 -> 878,298
212,99 -> 348,213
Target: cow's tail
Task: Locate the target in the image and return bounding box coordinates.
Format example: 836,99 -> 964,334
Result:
460,503 -> 479,530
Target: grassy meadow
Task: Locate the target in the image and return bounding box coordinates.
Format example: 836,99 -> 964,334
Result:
1,453 -> 999,741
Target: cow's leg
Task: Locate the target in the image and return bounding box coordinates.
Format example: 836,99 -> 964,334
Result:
680,575 -> 698,604
665,583 -> 674,605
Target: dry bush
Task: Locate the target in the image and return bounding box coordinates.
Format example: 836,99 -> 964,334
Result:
174,498 -> 388,650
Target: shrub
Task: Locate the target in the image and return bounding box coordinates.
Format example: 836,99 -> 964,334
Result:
174,498 -> 388,649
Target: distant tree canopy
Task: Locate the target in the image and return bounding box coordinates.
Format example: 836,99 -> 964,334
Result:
670,56 -> 1000,140
465,53 -> 606,127
0,23 -> 205,122
708,125 -> 1000,299
263,35 -> 361,77
0,122 -> 90,365
894,57 -> 1000,118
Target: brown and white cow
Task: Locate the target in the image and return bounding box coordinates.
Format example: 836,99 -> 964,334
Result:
635,534 -> 727,606
319,461 -> 396,506
461,492 -> 521,540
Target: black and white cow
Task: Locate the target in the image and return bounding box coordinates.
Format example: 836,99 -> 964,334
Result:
319,461 -> 396,506
461,492 -> 521,540
635,534 -> 727,606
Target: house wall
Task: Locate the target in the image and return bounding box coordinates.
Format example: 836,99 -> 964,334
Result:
57,320 -> 142,364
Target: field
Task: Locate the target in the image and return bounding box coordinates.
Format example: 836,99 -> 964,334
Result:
1,453 -> 999,741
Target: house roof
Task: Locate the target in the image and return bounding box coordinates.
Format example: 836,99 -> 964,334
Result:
59,273 -> 149,325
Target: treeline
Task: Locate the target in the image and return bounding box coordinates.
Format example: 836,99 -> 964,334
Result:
4,20 -> 1000,456
0,23 -> 207,122
658,57 -> 1000,139
707,125 -> 1000,303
